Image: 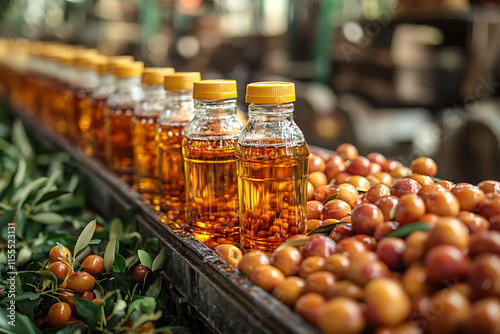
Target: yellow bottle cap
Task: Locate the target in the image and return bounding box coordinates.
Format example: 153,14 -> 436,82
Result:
113,61 -> 144,78
142,67 -> 175,84
246,82 -> 295,103
193,79 -> 237,99
75,53 -> 101,69
164,72 -> 201,90
108,55 -> 134,66
87,55 -> 110,73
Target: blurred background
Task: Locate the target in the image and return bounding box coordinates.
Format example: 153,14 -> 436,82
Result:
1,0 -> 500,183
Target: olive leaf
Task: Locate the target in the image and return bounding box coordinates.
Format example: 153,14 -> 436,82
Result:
151,247 -> 167,272
385,222 -> 432,238
104,238 -> 117,272
109,218 -> 123,240
146,276 -> 163,299
0,308 -> 38,334
13,158 -> 26,188
33,189 -> 70,207
323,193 -> 339,205
29,212 -> 65,224
137,250 -> 153,270
12,177 -> 47,209
274,238 -> 308,252
74,296 -> 101,329
306,221 -> 341,236
12,119 -> 34,161
73,220 -> 96,262
112,254 -> 127,273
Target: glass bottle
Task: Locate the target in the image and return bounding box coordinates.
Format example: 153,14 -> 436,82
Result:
156,72 -> 200,227
183,80 -> 243,248
83,55 -> 134,160
105,61 -> 144,185
131,67 -> 174,203
236,82 -> 309,253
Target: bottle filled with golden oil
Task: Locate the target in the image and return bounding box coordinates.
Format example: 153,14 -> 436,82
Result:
72,52 -> 99,144
183,80 -> 243,248
82,55 -> 134,160
236,82 -> 309,253
156,72 -> 200,226
131,67 -> 174,203
104,61 -> 144,185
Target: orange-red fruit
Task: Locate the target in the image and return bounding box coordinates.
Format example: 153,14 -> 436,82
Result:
308,172 -> 328,189
305,271 -> 337,296
365,278 -> 411,327
272,276 -> 306,307
67,271 -> 96,293
411,157 -> 437,177
47,302 -> 72,328
375,195 -> 399,221
239,251 -> 270,277
477,180 -> 500,194
49,261 -> 70,280
463,298 -> 500,334
82,255 -> 104,276
298,256 -> 325,277
318,297 -> 365,334
270,246 -> 303,276
451,183 -> 484,211
336,143 -> 358,160
426,217 -> 469,250
424,191 -> 460,217
351,203 -> 384,235
346,156 -> 371,176
307,200 -> 323,220
365,184 -> 391,204
321,199 -> 351,220
294,292 -> 326,325
469,253 -> 500,299
309,154 -> 326,173
78,291 -> 96,301
390,178 -> 422,198
426,288 -> 470,334
49,245 -> 72,264
250,265 -> 285,292
302,235 -> 336,258
477,193 -> 500,219
376,238 -> 406,271
394,193 -> 426,224
458,211 -> 489,233
367,152 -> 387,165
215,244 -> 243,267
133,264 -> 150,284
425,245 -> 470,284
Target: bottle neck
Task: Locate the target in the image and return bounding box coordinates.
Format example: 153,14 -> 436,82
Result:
159,89 -> 194,121
195,99 -> 237,116
142,83 -> 166,98
248,103 -> 294,121
99,73 -> 114,86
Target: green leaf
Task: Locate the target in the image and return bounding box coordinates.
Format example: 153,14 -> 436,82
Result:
323,193 -> 339,205
13,158 -> 26,189
13,177 -> 47,209
305,221 -> 341,236
74,297 -> 101,328
127,297 -> 156,323
14,292 -> 40,302
109,218 -> 123,240
73,220 -> 96,263
144,238 -> 159,252
0,209 -> 16,226
16,208 -> 27,237
0,308 -> 38,334
138,250 -> 153,270
29,212 -> 65,224
17,296 -> 41,321
104,238 -> 117,272
112,254 -> 127,273
152,247 -> 167,272
12,119 -> 34,161
39,269 -> 58,286
106,311 -> 125,330
385,222 -> 432,238
34,190 -> 70,207
274,238 -> 308,252
145,276 -> 162,299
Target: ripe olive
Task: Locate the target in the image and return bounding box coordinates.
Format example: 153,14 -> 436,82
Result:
238,251 -> 271,277
294,292 -> 326,325
47,302 -> 72,328
477,193 -> 500,219
376,238 -> 406,271
410,157 -> 437,177
321,199 -> 351,220
436,180 -> 455,191
327,280 -> 364,300
298,256 -> 325,278
469,230 -> 500,256
307,200 -> 323,220
390,178 -> 422,198
375,323 -> 422,334
401,266 -> 433,298
457,211 -> 489,233
313,185 -> 338,203
329,223 -> 354,242
307,182 -> 315,200
374,221 -> 400,240
309,154 -> 326,173
302,235 -> 336,259
346,156 -> 371,176
346,252 -> 390,286
305,271 -> 337,296
49,245 -> 72,264
450,183 -> 484,211
336,143 -> 358,160
409,174 -> 435,186
426,217 -> 469,251
375,195 -> 399,221
351,203 -> 384,235
463,298 -> 500,334
317,297 -> 365,334
309,172 -> 328,189
424,245 -> 470,284
324,254 -> 350,279
133,264 -> 150,284
365,278 -> 411,327
58,290 -> 76,314
469,253 -> 500,299
425,288 -> 470,334
270,246 -> 303,276
336,238 -> 368,258
382,160 -> 403,173
477,180 -> 500,194
78,291 -> 96,301
82,255 -> 104,276
49,261 -> 70,280
215,244 -> 242,267
365,184 -> 391,204
424,191 -> 460,217
367,152 -> 387,165
66,271 -> 95,293
394,193 -> 426,224
391,165 -> 411,178
402,231 -> 428,266
250,265 -> 285,292
272,276 -> 306,307
325,158 -> 346,181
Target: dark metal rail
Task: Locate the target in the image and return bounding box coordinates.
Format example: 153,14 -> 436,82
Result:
11,107 -> 318,334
